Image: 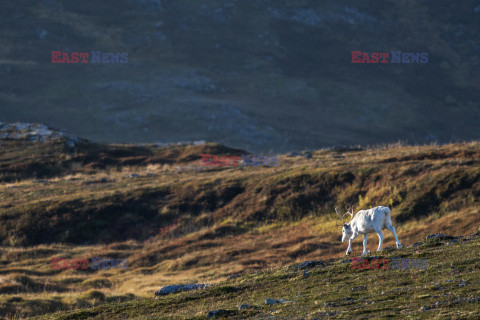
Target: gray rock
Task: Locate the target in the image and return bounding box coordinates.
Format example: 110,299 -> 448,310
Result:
66,137 -> 80,148
239,304 -> 254,310
290,260 -> 326,271
426,233 -> 449,240
421,306 -> 428,311
446,239 -> 458,246
408,242 -> 423,248
207,309 -> 228,318
155,284 -> 211,296
0,122 -> 75,143
130,173 -> 139,178
266,299 -> 279,305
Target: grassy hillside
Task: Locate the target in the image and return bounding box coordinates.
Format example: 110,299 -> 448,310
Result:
30,233 -> 480,319
0,137 -> 479,318
1,1 -> 480,152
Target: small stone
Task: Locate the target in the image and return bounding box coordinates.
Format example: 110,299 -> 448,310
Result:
458,282 -> 468,287
426,234 -> 452,240
266,299 -> 279,305
408,242 -> 423,248
239,304 -> 254,310
155,284 -> 211,296
421,306 -> 428,311
66,137 -> 80,148
447,239 -> 458,246
207,309 -> 228,318
290,260 -> 325,271
130,173 -> 139,178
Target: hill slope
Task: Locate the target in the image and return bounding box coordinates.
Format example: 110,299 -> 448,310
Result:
0,133 -> 480,318
32,233 -> 480,319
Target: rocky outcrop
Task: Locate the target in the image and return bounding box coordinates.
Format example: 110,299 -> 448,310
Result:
155,284 -> 211,296
0,122 -> 84,147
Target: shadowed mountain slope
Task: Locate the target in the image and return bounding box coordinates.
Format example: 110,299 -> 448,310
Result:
1,0 -> 480,152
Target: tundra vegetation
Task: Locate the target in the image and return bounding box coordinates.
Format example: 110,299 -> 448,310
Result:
0,138 -> 479,319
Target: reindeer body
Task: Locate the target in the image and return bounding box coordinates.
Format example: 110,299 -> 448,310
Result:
337,206 -> 401,256
350,207 -> 391,234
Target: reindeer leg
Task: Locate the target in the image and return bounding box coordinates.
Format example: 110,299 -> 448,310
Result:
376,229 -> 384,251
346,233 -> 358,256
361,234 -> 368,256
386,224 -> 401,248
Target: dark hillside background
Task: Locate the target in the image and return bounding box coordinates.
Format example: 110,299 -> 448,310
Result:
1,0 -> 480,152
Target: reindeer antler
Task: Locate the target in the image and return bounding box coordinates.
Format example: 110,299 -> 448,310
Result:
346,204 -> 355,219
335,207 -> 345,226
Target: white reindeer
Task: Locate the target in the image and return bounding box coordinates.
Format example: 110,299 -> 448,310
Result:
336,205 -> 401,256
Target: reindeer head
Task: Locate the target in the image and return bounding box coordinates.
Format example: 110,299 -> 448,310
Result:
335,206 -> 355,242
